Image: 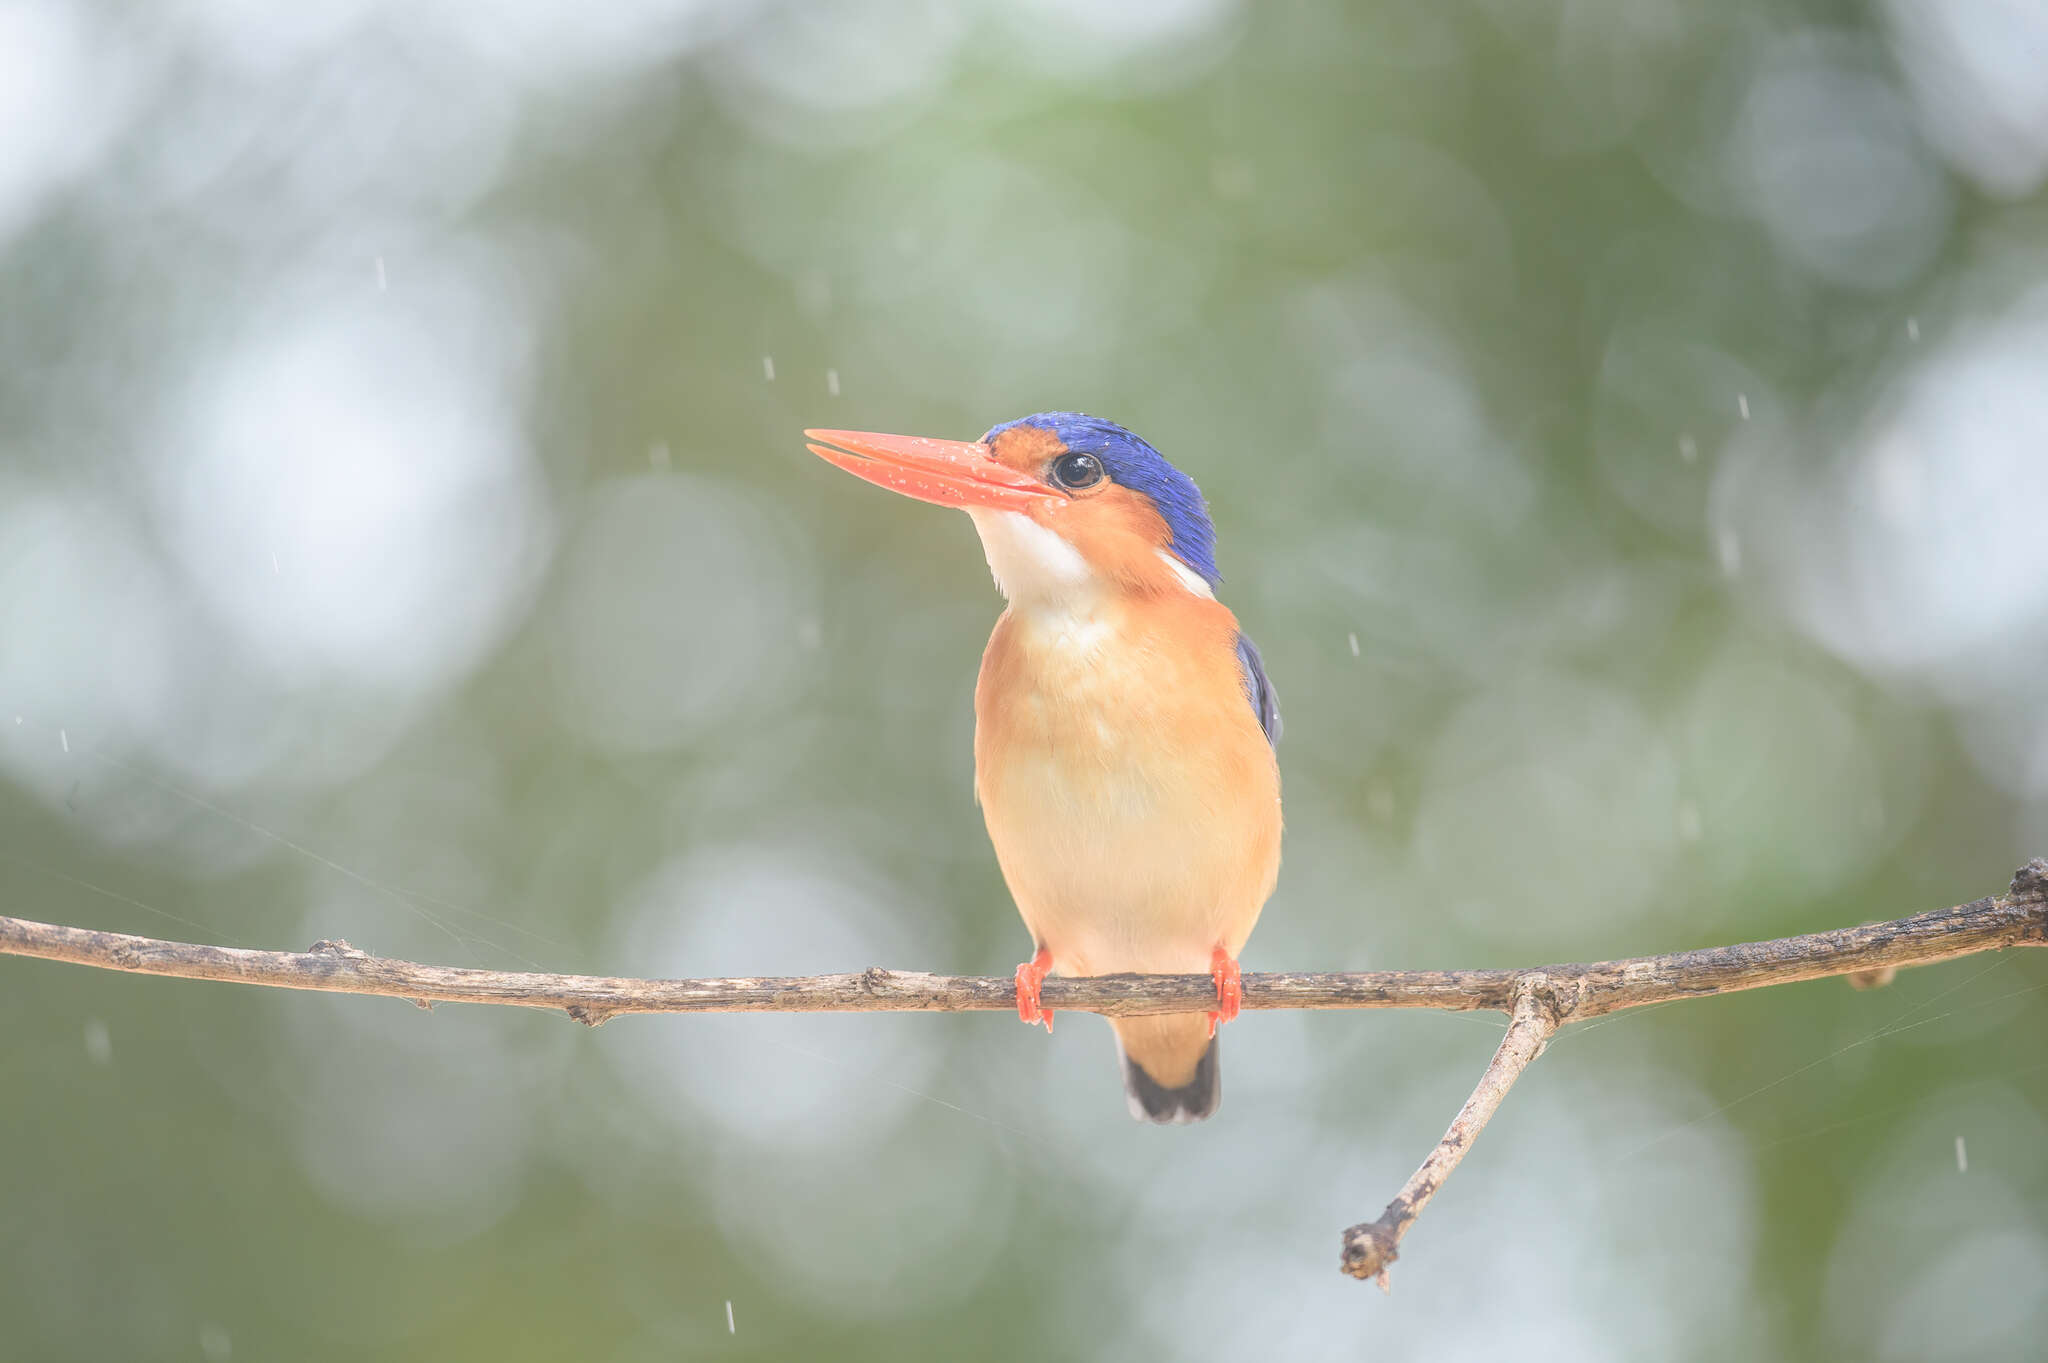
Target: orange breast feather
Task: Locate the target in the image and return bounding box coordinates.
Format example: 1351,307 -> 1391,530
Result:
972,592 -> 1281,979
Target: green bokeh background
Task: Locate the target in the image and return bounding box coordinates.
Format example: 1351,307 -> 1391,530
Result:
4,2 -> 2047,1359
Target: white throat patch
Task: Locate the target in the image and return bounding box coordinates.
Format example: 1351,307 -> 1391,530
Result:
966,510 -> 1094,603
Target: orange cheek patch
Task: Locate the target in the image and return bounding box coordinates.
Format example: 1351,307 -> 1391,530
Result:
1052,487 -> 1181,590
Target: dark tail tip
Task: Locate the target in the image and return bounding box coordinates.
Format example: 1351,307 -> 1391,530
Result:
1121,1038 -> 1220,1124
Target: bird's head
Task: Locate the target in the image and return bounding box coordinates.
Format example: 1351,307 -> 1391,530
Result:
806,412 -> 1220,603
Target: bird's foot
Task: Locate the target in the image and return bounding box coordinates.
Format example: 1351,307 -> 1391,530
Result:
1208,946 -> 1241,1039
1016,946 -> 1054,1031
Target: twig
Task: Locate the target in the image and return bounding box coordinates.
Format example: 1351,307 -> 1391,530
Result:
1,860 -> 2043,1284
1339,977 -> 1562,1287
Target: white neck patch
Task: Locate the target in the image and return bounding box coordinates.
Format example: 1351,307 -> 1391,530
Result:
1155,549 -> 1215,599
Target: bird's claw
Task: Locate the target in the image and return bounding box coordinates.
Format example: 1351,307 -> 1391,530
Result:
1208,946 -> 1241,1039
1016,946 -> 1054,1031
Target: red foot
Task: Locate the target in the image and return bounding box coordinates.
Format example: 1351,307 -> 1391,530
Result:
1016,946 -> 1054,1032
1208,946 -> 1241,1039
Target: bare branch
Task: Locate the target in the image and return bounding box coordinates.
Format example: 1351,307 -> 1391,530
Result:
2,859 -> 2043,1285
3,868 -> 2040,1022
1339,976 -> 1563,1287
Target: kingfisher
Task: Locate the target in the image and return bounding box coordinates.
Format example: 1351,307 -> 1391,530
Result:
807,414 -> 1282,1123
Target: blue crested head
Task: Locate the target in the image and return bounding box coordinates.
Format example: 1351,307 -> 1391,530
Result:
982,412 -> 1221,586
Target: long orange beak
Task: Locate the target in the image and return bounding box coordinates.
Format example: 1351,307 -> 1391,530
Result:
805,429 -> 1061,513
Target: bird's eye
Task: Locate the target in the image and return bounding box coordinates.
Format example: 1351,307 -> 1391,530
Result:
1050,452 -> 1105,491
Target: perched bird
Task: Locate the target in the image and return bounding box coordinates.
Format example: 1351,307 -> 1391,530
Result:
807,414 -> 1282,1123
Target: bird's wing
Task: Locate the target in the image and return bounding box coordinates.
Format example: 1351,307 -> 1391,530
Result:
1234,632 -> 1282,747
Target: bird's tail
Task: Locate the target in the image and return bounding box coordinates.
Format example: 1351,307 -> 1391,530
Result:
1112,1013 -> 1220,1124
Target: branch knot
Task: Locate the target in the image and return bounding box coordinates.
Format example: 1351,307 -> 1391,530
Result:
1514,970 -> 1581,1028
2011,860 -> 2048,938
1339,1218 -> 1402,1288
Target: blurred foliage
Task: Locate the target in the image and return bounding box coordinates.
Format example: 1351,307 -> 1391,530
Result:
3,1 -> 2047,1359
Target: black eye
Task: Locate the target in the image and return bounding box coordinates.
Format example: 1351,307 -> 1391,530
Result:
1050,452 -> 1105,490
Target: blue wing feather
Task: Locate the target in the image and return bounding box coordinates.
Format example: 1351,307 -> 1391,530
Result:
1235,633 -> 1281,747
